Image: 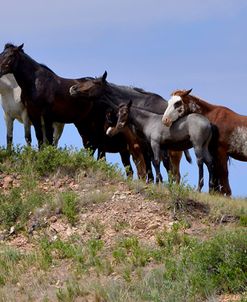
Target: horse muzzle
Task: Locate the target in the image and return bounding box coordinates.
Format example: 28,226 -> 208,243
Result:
106,127 -> 114,137
162,116 -> 172,127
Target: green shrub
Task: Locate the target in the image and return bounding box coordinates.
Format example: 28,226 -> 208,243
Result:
101,229 -> 247,301
239,215 -> 247,227
114,236 -> 151,268
188,229 -> 247,295
0,188 -> 23,228
60,191 -> 79,225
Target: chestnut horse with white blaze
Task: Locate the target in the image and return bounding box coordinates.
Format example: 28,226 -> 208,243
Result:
162,89 -> 247,196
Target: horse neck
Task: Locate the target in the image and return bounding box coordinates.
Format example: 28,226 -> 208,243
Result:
187,95 -> 216,116
13,54 -> 41,90
129,106 -> 159,129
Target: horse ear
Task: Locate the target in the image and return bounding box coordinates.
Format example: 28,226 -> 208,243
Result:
18,43 -> 24,50
183,88 -> 192,96
127,100 -> 132,108
102,71 -> 107,82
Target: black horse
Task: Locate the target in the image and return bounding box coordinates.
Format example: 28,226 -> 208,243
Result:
70,71 -> 192,183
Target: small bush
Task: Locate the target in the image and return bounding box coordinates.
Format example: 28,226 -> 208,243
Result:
165,175 -> 193,213
113,236 -> 151,268
0,188 -> 23,228
60,191 -> 79,225
239,215 -> 247,227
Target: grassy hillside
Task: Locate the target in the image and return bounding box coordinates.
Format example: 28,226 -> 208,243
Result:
0,146 -> 246,302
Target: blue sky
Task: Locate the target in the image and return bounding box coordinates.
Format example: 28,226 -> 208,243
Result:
0,0 -> 247,197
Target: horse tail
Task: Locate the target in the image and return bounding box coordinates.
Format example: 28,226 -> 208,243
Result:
208,124 -> 219,157
208,123 -> 221,191
184,150 -> 192,164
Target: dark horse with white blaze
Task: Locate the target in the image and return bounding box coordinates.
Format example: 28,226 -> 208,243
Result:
0,43 -> 138,176
163,89 -> 247,195
69,72 -> 196,185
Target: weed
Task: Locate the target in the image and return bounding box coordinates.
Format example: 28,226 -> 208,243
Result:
156,223 -> 197,257
82,190 -> 110,207
59,191 -> 79,225
113,220 -> 130,232
56,280 -> 87,302
165,175 -> 193,215
85,219 -> 105,238
114,236 -> 151,268
239,215 -> 247,227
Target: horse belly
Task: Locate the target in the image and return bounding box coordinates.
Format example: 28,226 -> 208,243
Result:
51,100 -> 92,123
229,127 -> 247,160
164,140 -> 192,151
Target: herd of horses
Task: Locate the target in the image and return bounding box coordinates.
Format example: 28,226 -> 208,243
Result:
0,43 -> 246,196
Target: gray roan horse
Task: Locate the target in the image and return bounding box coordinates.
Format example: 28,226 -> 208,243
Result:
106,101 -> 215,191
70,72 -> 195,185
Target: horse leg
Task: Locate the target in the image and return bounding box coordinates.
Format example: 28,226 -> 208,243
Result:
202,147 -> 215,192
4,114 -> 14,150
161,148 -> 171,176
151,141 -> 162,183
21,110 -> 32,145
129,142 -> 146,180
32,119 -> 44,149
216,148 -> 231,196
44,118 -> 54,145
97,149 -> 105,160
119,151 -> 133,178
194,147 -> 204,192
168,150 -> 183,183
53,123 -> 64,147
143,150 -> 154,183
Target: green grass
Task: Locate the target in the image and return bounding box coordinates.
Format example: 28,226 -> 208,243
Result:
0,146 -> 246,301
0,145 -> 121,178
95,229 -> 247,302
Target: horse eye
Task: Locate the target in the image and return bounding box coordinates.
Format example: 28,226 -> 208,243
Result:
174,101 -> 182,109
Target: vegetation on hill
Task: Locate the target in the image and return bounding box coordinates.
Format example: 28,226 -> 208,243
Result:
0,146 -> 246,302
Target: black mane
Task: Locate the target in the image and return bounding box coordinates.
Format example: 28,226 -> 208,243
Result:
103,82 -> 168,115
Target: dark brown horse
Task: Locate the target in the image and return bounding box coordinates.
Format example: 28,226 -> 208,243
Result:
0,43 -> 94,148
0,43 -> 136,176
162,89 -> 247,195
69,73 -> 193,184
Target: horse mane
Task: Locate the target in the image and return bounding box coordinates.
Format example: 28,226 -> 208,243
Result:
133,86 -> 165,99
108,82 -> 165,100
172,89 -> 235,113
104,82 -> 167,114
133,87 -> 146,93
172,89 -> 214,105
39,64 -> 56,74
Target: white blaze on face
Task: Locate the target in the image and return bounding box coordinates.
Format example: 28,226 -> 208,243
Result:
163,95 -> 182,122
229,127 -> 247,157
106,127 -> 113,136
